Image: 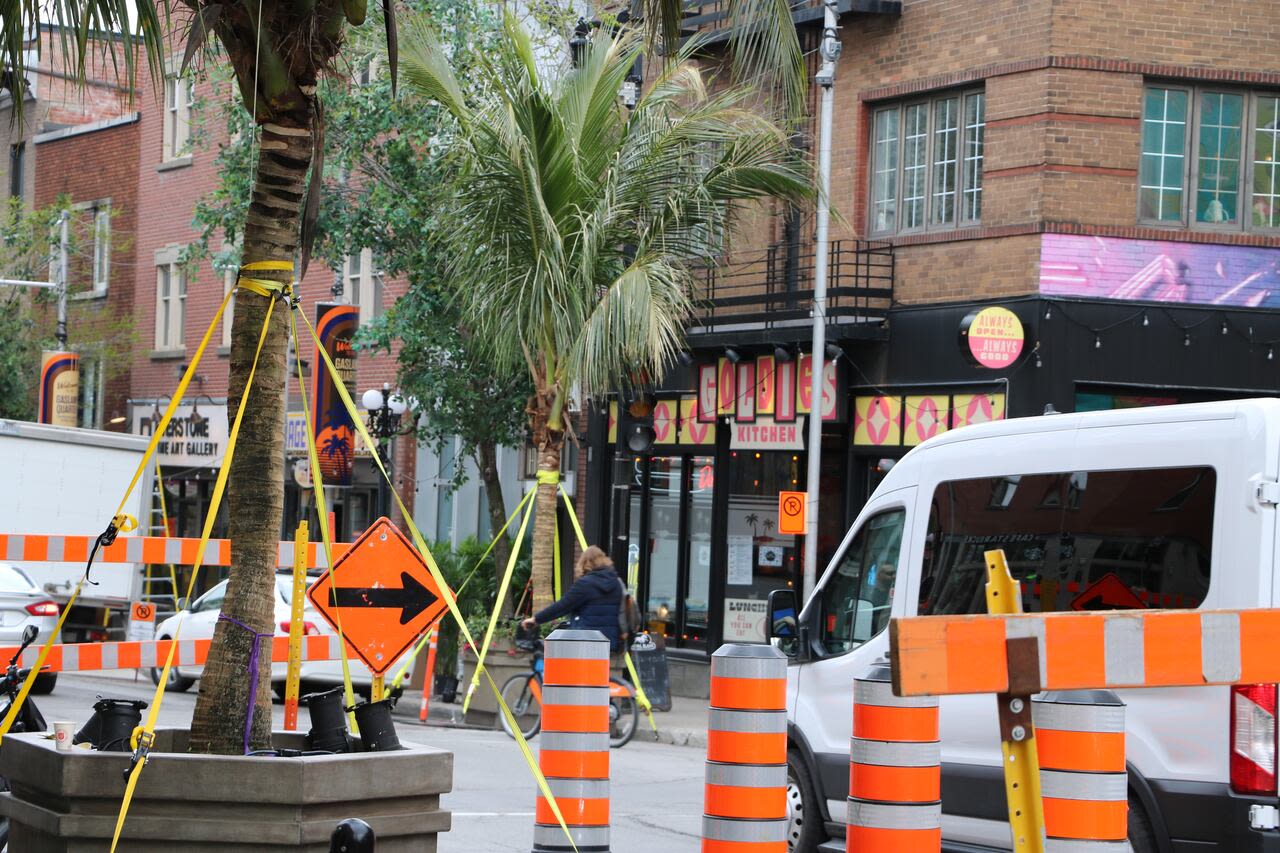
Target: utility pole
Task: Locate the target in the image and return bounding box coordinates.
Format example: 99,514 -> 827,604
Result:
803,0 -> 841,598
56,209 -> 69,347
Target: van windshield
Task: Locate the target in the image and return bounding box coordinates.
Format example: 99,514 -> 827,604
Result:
918,467 -> 1214,616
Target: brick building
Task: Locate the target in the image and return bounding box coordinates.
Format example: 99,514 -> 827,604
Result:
584,0 -> 1280,675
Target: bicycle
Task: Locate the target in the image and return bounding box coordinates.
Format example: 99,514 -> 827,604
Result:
497,628 -> 638,748
0,625 -> 49,852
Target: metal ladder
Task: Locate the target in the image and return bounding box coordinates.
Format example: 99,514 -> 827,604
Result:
141,461 -> 180,621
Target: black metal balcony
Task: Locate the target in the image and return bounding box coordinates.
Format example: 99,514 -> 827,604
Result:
688,239 -> 893,345
682,0 -> 902,42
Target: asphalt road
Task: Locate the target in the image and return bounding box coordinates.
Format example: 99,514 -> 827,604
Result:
34,672 -> 706,852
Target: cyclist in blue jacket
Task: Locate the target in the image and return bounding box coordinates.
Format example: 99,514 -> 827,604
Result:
521,546 -> 623,651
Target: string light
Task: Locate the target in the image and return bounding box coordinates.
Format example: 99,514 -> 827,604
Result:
1142,311 -> 1150,327
1184,332 -> 1192,347
1270,347 -> 1275,361
1044,304 -> 1053,320
1094,335 -> 1102,350
1035,349 -> 1043,369
1221,320 -> 1229,335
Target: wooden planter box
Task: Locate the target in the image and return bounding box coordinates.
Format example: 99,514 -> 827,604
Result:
0,729 -> 452,852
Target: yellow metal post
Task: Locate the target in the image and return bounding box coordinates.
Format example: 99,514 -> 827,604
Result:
984,549 -> 1046,853
283,521 -> 309,731
372,674 -> 384,703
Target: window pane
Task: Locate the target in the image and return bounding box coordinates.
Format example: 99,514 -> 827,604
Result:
962,93 -> 985,222
816,510 -> 905,654
645,457 -> 682,640
919,468 -> 1214,617
871,107 -> 899,232
1140,88 -> 1189,222
902,104 -> 928,229
931,97 -> 959,225
1254,96 -> 1280,228
1196,92 -> 1243,224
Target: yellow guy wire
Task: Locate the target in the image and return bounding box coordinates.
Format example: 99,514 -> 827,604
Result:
297,309 -> 579,853
558,484 -> 657,734
0,285 -> 236,745
389,487 -> 535,692
288,307 -> 360,732
462,492 -> 535,714
111,279 -> 278,852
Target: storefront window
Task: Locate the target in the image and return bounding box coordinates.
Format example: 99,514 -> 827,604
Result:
684,456 -> 714,645
722,451 -> 803,644
645,457 -> 682,638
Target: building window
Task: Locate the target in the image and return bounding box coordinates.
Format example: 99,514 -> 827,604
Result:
155,257 -> 186,349
163,72 -> 194,161
8,142 -> 23,198
870,89 -> 984,235
77,354 -> 102,430
91,204 -> 110,294
1140,86 -> 1280,232
343,248 -> 385,324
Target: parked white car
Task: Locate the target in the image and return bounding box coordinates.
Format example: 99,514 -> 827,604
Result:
0,563 -> 61,694
771,398 -> 1280,852
150,572 -> 414,694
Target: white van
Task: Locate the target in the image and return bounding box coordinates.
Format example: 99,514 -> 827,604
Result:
769,398 -> 1280,852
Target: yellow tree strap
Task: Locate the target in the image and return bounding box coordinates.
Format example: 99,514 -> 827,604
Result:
535,469 -> 559,486
297,309 -> 579,852
389,488 -> 536,692
463,494 -> 535,714
0,287 -> 235,746
111,285 -> 279,852
557,486 -> 656,730
287,311 -> 360,731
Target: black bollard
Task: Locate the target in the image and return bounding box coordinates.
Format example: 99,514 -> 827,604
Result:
330,818 -> 375,852
73,698 -> 147,751
351,699 -> 403,752
303,686 -> 353,753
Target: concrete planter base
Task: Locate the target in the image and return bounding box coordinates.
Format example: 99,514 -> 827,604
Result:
0,728 -> 452,852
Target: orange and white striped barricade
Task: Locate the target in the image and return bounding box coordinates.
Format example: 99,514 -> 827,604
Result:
701,643 -> 788,853
848,660 -> 941,852
419,625 -> 440,722
0,634 -> 342,674
0,532 -> 350,568
533,628 -> 611,853
1033,691 -> 1128,850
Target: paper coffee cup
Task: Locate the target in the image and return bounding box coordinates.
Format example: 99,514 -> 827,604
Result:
53,721 -> 75,751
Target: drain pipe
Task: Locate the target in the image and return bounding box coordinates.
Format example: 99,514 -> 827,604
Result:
803,0 -> 841,599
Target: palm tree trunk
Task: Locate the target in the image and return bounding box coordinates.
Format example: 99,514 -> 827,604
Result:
476,440 -> 514,605
530,442 -> 562,614
188,115 -> 313,755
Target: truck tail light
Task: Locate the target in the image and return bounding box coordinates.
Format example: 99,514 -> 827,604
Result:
24,601 -> 59,617
279,621 -> 319,636
1231,684 -> 1278,795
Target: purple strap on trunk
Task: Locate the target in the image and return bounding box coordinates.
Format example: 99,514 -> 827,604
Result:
217,613 -> 274,755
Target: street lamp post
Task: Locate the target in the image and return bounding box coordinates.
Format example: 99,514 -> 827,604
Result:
361,384 -> 408,520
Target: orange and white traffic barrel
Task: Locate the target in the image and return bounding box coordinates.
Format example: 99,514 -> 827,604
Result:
847,660 -> 941,852
1033,690 -> 1128,850
533,629 -> 611,853
702,643 -> 788,852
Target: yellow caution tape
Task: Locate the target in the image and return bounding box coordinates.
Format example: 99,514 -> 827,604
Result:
462,494 -> 535,714
297,308 -> 580,852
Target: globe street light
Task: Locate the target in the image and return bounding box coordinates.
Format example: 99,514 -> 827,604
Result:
362,383 -> 409,520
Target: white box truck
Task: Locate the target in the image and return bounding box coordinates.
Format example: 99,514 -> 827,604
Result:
0,419 -> 150,643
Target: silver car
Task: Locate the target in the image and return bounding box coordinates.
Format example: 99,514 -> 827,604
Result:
0,563 -> 60,694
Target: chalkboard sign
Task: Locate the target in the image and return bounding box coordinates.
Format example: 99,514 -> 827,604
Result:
629,633 -> 672,712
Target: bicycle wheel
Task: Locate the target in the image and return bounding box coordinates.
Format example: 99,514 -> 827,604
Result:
608,677 -> 638,748
498,672 -> 542,740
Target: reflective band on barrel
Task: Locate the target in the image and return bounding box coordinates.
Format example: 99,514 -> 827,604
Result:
532,824 -> 610,850
707,708 -> 787,733
1044,838 -> 1131,851
541,731 -> 610,752
854,677 -> 939,709
850,738 -> 941,768
1040,771 -> 1127,801
847,800 -> 941,830
1033,702 -> 1124,733
545,639 -> 610,660
701,816 -> 788,843
542,685 -> 610,706
705,762 -> 786,788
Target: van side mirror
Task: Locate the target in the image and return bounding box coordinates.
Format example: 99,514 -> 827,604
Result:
767,589 -> 800,657
177,597 -> 191,612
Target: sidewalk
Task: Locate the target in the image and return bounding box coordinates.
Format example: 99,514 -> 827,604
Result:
394,693 -> 710,749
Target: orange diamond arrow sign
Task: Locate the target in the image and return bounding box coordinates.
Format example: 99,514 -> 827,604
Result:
306,517 -> 447,675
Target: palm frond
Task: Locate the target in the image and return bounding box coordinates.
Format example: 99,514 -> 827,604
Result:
399,12 -> 470,124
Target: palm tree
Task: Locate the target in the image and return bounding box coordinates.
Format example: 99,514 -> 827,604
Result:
402,15 -> 812,611
2,1 -> 397,754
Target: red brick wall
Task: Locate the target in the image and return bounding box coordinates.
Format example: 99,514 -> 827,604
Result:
33,116 -> 140,428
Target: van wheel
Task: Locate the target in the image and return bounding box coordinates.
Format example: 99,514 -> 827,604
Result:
1128,793 -> 1158,853
786,749 -> 823,853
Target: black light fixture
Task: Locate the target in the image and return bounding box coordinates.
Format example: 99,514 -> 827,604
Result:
303,686 -> 353,753
676,350 -> 694,367
824,343 -> 844,361
773,344 -> 793,363
724,347 -> 742,365
352,699 -> 404,752
569,18 -> 591,68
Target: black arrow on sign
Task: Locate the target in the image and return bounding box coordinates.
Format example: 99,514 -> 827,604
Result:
329,571 -> 438,625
